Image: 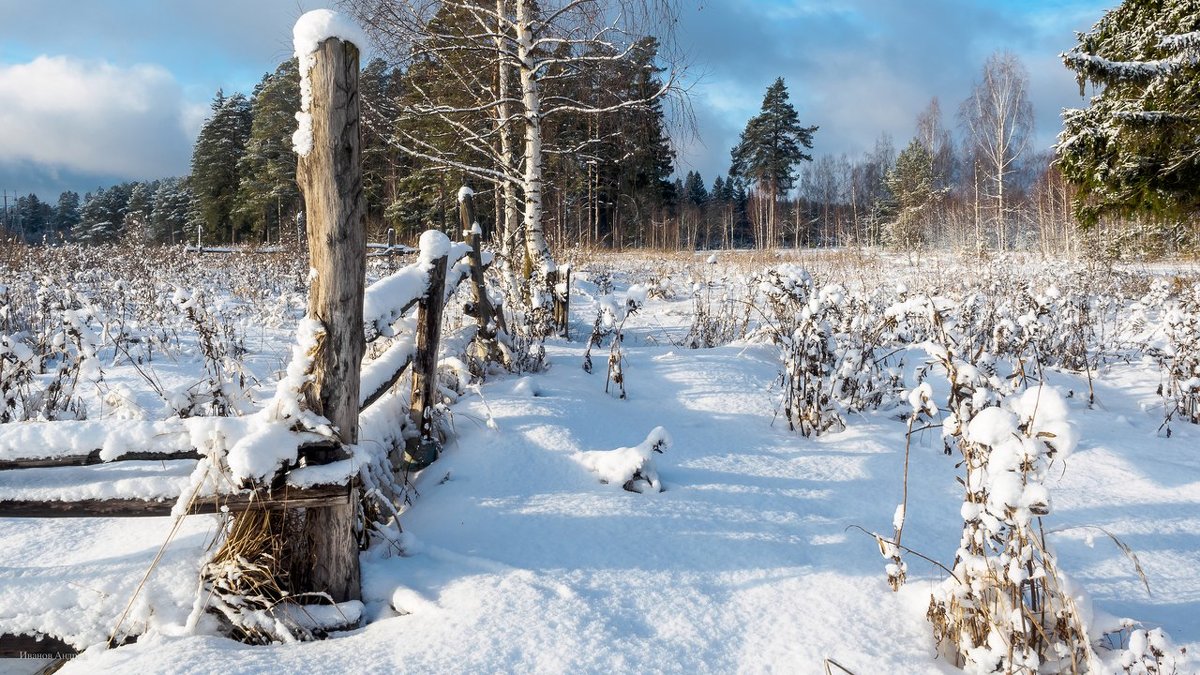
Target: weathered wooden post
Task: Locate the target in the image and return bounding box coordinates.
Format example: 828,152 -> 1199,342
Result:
291,17 -> 366,602
551,267 -> 570,338
405,232 -> 449,470
459,187 -> 503,348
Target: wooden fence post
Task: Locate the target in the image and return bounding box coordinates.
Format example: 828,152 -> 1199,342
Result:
460,189 -> 503,347
292,34 -> 365,603
551,267 -> 570,338
405,246 -> 448,470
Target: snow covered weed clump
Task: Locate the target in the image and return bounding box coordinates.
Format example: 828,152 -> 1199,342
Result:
576,426 -> 670,493
0,243 -> 310,422
1157,282 -> 1200,431
753,265 -> 903,436
925,386 -> 1094,673
582,284 -> 646,399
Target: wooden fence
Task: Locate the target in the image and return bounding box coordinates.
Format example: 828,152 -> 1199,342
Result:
0,29 -> 503,657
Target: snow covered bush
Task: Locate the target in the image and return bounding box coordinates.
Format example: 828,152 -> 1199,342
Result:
926,386 -> 1093,673
1158,283 -> 1200,431
756,267 -> 845,436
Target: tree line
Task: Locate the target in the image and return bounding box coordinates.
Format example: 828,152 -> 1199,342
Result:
3,0 -> 1196,257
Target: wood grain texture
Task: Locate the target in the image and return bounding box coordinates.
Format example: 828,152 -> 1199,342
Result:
291,36 -> 365,603
0,484 -> 352,518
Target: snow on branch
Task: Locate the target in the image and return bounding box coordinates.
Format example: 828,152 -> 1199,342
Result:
1062,50 -> 1197,85
1159,31 -> 1200,51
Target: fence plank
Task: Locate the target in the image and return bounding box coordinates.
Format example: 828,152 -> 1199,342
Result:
460,189 -> 500,342
0,449 -> 202,471
0,632 -> 88,658
0,484 -> 352,519
0,440 -> 342,472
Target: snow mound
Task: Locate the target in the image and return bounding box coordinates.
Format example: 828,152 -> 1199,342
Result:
576,427 -> 671,493
419,230 -> 452,263
292,9 -> 368,57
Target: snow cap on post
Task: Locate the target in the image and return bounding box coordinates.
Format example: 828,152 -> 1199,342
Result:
292,9 -> 368,57
419,229 -> 451,264
291,9 -> 369,157
457,186 -> 475,203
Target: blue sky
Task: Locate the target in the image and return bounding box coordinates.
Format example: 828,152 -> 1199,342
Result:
0,0 -> 1114,199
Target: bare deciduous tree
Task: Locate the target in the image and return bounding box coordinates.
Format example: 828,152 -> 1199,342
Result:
959,51 -> 1034,251
343,0 -> 689,331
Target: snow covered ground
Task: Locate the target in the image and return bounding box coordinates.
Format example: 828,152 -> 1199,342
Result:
2,249 -> 1198,673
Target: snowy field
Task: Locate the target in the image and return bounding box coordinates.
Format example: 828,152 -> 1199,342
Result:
1,245 -> 1199,674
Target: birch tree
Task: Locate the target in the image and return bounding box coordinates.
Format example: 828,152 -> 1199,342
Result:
344,0 -> 687,329
959,51 -> 1034,251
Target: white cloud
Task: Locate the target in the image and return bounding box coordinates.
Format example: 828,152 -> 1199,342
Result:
0,55 -> 196,180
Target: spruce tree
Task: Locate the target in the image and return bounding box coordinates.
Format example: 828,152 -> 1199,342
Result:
235,60 -> 301,244
53,191 -> 81,241
150,177 -> 194,245
684,171 -> 709,206
1058,0 -> 1200,228
884,138 -> 937,250
191,90 -> 253,244
75,186 -> 128,244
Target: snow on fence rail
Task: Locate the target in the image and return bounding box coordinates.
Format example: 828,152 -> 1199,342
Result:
0,13 -> 508,656
0,229 -> 484,517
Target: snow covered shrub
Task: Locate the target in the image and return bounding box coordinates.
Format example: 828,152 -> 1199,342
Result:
1103,624 -> 1189,674
683,266 -> 750,349
926,387 -> 1094,673
0,280 -> 98,421
1157,284 -> 1200,431
756,267 -> 846,436
755,266 -> 903,436
0,332 -> 36,422
171,287 -> 252,417
576,426 -> 670,493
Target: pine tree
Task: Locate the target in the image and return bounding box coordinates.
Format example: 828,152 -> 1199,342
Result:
235,60 -> 302,244
885,138 -> 937,250
1058,0 -> 1200,229
191,90 -> 253,244
75,185 -> 129,244
730,78 -> 818,247
53,191 -> 81,241
150,177 -> 194,245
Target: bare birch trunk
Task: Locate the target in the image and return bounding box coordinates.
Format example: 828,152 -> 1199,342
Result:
495,0 -> 524,305
516,0 -> 555,306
